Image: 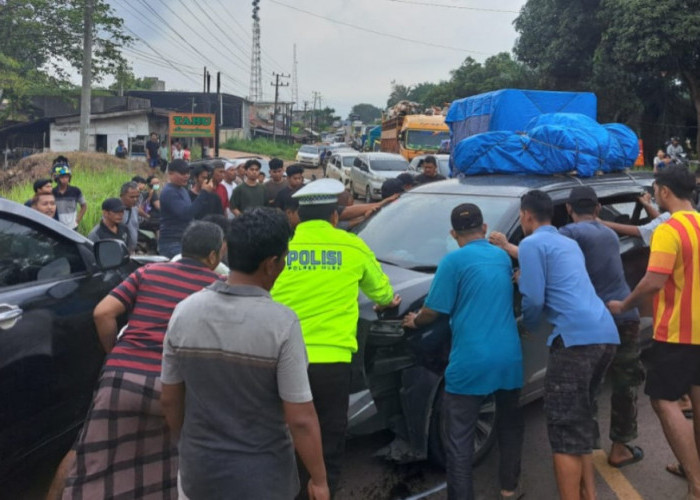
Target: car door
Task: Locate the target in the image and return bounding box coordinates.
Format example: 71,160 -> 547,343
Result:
0,211 -> 129,484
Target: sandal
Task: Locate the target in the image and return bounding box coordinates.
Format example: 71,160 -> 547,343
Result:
607,444 -> 644,468
666,462 -> 686,478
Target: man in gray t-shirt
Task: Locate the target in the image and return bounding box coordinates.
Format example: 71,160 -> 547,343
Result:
161,208 -> 329,500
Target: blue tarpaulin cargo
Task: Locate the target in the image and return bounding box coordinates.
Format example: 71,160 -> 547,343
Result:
451,113 -> 639,178
445,89 -> 598,146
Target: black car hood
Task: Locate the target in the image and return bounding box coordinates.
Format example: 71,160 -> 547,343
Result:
359,262 -> 434,320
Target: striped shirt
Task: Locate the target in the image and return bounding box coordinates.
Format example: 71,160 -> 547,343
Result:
647,211 -> 700,344
105,259 -> 219,375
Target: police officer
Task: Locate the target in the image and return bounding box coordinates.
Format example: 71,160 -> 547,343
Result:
271,179 -> 400,498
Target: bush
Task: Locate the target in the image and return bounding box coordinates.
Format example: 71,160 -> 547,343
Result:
221,137 -> 298,161
1,152 -> 154,235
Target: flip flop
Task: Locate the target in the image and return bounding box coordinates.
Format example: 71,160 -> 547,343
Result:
666,463 -> 686,478
608,445 -> 644,468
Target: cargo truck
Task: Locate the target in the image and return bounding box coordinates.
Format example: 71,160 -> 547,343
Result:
380,114 -> 449,161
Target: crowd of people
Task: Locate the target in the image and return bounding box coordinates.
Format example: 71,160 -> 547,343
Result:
17,145 -> 700,500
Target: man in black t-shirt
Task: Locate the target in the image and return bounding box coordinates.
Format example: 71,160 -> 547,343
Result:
414,155 -> 446,184
145,132 -> 160,172
274,164 -> 305,210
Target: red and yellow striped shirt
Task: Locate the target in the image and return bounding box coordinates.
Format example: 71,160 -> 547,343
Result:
647,211 -> 700,344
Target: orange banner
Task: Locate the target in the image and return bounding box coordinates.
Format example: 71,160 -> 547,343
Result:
634,139 -> 645,167
168,113 -> 215,138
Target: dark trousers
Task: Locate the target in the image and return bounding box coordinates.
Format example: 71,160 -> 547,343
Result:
444,389 -> 524,500
608,321 -> 644,443
296,363 -> 351,499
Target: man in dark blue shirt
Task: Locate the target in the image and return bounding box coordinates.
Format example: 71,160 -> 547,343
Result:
158,160 -> 214,258
517,190 -> 618,500
559,186 -> 644,470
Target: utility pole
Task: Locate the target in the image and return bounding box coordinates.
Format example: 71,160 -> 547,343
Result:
311,91 -> 321,131
270,72 -> 290,141
292,44 -> 299,111
215,71 -> 221,157
79,0 -> 94,152
303,101 -> 308,129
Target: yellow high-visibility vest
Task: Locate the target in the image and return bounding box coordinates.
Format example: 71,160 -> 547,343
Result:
272,220 -> 394,363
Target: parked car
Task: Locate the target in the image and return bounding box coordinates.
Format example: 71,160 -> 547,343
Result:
0,200 -> 159,494
346,172 -> 655,467
326,151 -> 359,186
409,154 -> 451,178
348,152 -> 410,202
296,144 -> 322,167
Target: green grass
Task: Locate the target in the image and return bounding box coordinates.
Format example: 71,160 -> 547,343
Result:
220,137 -> 298,161
2,153 -> 153,235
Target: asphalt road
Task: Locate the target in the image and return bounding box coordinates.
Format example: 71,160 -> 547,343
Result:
334,380 -> 689,500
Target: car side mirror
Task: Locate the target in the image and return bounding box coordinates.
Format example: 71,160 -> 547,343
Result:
94,240 -> 130,270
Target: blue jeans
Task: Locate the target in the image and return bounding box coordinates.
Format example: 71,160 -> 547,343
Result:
157,240 -> 181,259
444,389 -> 524,500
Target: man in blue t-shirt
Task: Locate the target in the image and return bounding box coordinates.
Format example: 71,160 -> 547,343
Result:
403,203 -> 524,500
560,186 -> 644,469
517,190 -> 619,500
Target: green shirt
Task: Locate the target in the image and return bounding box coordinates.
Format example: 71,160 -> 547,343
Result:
231,183 -> 265,212
271,220 -> 394,363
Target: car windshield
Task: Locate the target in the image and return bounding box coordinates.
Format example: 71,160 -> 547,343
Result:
370,159 -> 409,171
357,193 -> 518,269
406,130 -> 450,150
342,156 -> 356,167
300,145 -> 318,154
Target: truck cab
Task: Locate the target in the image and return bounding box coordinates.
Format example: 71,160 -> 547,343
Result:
381,114 -> 450,161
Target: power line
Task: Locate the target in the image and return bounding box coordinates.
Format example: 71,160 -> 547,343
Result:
122,26 -> 201,86
116,0 -> 247,93
189,0 -> 253,67
267,0 -> 490,54
383,0 -> 519,13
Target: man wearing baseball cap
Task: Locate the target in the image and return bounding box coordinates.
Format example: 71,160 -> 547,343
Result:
271,178 -> 399,497
403,203 -> 524,500
87,198 -> 130,248
158,159 -> 214,258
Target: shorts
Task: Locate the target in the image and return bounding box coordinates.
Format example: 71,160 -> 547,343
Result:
149,157 -> 159,168
544,337 -> 616,455
644,340 -> 700,401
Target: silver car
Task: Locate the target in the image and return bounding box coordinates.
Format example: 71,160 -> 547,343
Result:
349,152 -> 410,202
326,151 -> 359,186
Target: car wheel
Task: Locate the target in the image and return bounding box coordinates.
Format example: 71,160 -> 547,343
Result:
428,389 -> 498,469
364,186 -> 372,203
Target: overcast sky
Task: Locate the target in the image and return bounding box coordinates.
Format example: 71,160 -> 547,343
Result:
104,0 -> 527,118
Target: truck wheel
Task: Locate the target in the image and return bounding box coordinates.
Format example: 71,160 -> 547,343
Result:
428,389 -> 498,469
364,186 -> 372,203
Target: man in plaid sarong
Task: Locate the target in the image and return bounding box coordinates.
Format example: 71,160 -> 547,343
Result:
60,221 -> 224,500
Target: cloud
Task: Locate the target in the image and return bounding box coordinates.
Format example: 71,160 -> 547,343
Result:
101,0 -> 525,118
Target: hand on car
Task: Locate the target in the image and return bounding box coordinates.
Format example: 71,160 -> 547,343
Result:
489,231 -> 508,249
375,294 -> 401,311
637,192 -> 652,205
607,300 -> 624,315
402,312 -> 418,329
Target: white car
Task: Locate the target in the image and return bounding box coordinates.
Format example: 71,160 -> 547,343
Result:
296,144 -> 322,167
408,154 -> 451,178
326,151 -> 359,186
349,152 -> 409,202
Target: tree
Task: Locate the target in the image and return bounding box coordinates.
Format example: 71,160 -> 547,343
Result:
0,0 -> 130,81
108,66 -> 159,93
349,103 -> 382,123
387,81 -> 412,108
599,0 -> 700,154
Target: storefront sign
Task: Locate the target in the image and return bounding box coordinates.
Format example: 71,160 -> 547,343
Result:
168,113 -> 215,138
